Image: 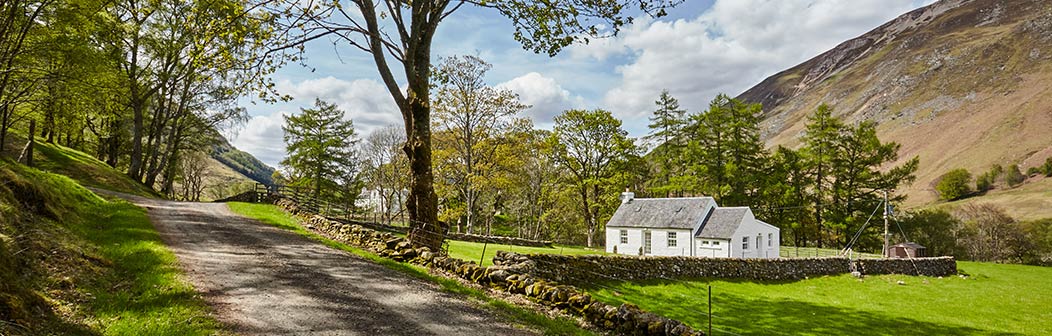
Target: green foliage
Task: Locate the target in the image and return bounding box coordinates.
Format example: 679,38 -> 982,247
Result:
1005,164 -> 1025,187
936,168 -> 973,200
1020,218 -> 1052,265
976,173 -> 994,192
432,55 -> 527,235
1043,157 -> 1052,177
897,209 -> 964,257
1026,166 -> 1041,176
282,99 -> 361,202
796,104 -> 918,249
550,109 -> 638,247
644,90 -> 689,197
588,261 -> 1052,335
685,94 -> 767,206
486,0 -> 679,56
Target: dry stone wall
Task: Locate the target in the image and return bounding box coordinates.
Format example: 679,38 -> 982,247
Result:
855,257 -> 958,276
274,200 -> 704,336
493,252 -> 957,287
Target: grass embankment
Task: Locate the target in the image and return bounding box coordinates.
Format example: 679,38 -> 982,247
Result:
588,261 -> 1052,335
446,240 -> 607,267
226,202 -> 595,336
2,133 -> 159,198
0,159 -> 220,335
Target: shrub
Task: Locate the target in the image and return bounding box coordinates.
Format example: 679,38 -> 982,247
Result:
936,169 -> 973,200
1006,164 -> 1025,187
1027,166 -> 1042,176
1043,157 -> 1052,177
976,173 -> 993,192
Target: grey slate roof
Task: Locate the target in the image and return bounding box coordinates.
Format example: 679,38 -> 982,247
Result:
695,207 -> 748,239
605,197 -> 715,229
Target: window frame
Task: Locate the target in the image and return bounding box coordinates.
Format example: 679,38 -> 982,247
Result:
667,231 -> 678,247
619,229 -> 628,244
742,236 -> 749,250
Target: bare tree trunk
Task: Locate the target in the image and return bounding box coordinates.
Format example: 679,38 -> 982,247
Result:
580,185 -> 594,247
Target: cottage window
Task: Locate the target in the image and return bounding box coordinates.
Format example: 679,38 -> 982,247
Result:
713,241 -> 720,246
620,230 -> 628,244
702,240 -> 709,245
742,236 -> 749,250
768,233 -> 773,247
668,232 -> 677,247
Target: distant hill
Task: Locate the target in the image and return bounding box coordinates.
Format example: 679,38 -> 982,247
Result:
209,131 -> 275,186
737,0 -> 1052,212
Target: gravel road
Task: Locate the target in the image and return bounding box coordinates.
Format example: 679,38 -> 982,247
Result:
104,191 -> 537,336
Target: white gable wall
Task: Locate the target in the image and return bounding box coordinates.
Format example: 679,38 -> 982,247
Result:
606,227 -> 693,257
693,238 -> 731,258
727,210 -> 780,259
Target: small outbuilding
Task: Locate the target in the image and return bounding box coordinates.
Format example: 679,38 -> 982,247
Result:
888,242 -> 926,258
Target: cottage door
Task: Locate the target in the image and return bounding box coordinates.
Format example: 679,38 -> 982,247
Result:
643,231 -> 652,255
756,234 -> 763,258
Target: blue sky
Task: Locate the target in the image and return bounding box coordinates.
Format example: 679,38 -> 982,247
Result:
229,0 -> 935,167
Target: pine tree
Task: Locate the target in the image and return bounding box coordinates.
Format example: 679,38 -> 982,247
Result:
686,94 -> 767,205
644,90 -> 688,197
800,104 -> 843,248
281,99 -> 360,202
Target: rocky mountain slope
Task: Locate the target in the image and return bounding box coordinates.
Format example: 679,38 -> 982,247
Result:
739,0 -> 1052,210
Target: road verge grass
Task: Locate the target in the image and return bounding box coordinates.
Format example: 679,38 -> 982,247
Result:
226,202 -> 594,336
0,159 -> 221,335
445,240 -> 607,267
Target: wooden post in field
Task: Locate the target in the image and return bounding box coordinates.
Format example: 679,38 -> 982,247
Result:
17,120 -> 35,167
708,285 -> 712,336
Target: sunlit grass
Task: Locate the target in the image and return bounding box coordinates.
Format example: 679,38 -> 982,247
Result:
588,261 -> 1052,335
0,159 -> 221,335
445,240 -> 607,266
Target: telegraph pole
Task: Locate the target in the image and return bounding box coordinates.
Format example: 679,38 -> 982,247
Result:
882,190 -> 890,258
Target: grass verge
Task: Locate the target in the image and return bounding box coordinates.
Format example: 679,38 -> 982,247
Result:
587,261 -> 1052,335
225,202 -> 594,336
446,240 -> 607,267
0,159 -> 221,335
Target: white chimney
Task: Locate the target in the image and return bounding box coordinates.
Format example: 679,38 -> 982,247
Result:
620,189 -> 635,204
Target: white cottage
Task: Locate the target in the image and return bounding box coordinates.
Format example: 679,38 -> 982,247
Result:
604,192 -> 780,259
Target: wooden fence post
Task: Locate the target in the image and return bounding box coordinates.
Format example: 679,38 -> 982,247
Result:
17,120 -> 35,167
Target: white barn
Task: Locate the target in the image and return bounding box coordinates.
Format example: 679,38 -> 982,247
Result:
604,193 -> 780,259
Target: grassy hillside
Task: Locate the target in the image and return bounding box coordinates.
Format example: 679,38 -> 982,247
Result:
588,261 -> 1051,335
210,130 -> 275,186
931,175 -> 1052,221
736,0 -> 1052,213
2,133 -> 158,197
0,158 -> 221,335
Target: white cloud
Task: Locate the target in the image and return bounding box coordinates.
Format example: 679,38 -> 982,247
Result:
229,111 -> 286,167
497,72 -> 584,123
581,0 -> 932,121
276,76 -> 403,136
232,77 -> 404,167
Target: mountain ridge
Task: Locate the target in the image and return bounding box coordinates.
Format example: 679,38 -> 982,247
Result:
736,0 -> 1052,210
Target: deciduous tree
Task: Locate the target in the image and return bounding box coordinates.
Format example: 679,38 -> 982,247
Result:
550,109 -> 637,247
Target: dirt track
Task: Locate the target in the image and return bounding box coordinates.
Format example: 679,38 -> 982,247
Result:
103,191 -> 536,335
